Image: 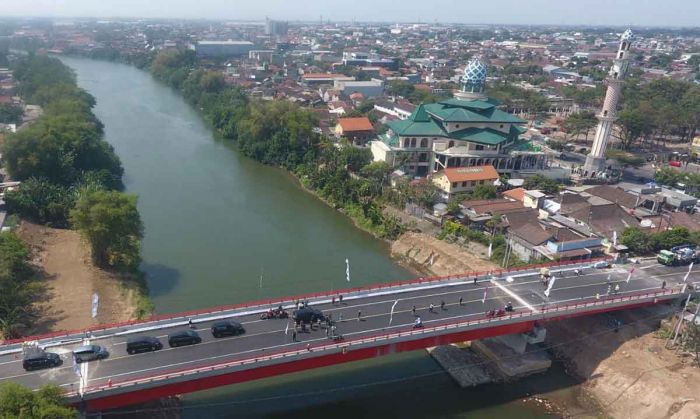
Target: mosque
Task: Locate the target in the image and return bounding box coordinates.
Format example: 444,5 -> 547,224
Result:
371,59 -> 548,178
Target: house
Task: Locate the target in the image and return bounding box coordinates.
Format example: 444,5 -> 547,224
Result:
432,165 -> 499,198
334,117 -> 375,145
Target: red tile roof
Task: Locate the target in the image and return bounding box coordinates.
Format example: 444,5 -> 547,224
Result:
441,165 -> 499,183
337,117 -> 374,132
503,187 -> 525,202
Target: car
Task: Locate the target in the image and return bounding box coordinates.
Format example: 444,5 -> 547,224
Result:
73,345 -> 109,363
168,330 -> 202,347
22,352 -> 62,371
211,320 -> 245,338
292,307 -> 326,324
126,336 -> 163,354
591,261 -> 610,269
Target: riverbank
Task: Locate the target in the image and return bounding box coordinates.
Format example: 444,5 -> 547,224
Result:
17,221 -> 139,332
547,305 -> 700,418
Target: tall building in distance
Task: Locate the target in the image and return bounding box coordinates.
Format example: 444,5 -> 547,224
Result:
265,18 -> 288,36
582,29 -> 634,178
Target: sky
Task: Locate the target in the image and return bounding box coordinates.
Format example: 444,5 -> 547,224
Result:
1,0 -> 698,27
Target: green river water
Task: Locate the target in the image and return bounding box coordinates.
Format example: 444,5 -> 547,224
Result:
59,56 -> 597,419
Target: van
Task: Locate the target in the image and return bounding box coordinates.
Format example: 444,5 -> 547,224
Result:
211,321 -> 245,338
168,330 -> 202,347
73,345 -> 109,363
126,336 -> 163,354
22,352 -> 62,371
292,307 -> 326,324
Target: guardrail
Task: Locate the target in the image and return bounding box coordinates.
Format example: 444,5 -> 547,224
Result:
73,281 -> 677,398
2,257 -> 611,347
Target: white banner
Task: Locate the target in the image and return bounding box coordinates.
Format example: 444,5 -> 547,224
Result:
482,288 -> 488,304
73,358 -> 81,378
544,276 -> 556,298
91,293 -> 99,319
389,300 -> 399,324
284,322 -> 289,336
345,258 -> 350,282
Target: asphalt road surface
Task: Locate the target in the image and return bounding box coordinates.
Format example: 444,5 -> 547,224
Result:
0,261 -> 694,393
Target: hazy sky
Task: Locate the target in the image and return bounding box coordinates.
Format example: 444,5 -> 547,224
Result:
2,0 -> 698,27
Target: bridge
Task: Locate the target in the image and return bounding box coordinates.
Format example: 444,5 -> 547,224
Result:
0,259 -> 695,413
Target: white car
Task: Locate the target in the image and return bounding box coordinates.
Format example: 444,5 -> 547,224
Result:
591,261 -> 610,269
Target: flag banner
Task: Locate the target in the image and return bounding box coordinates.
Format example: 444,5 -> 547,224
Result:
346,259 -> 350,282
626,272 -> 632,283
544,276 -> 556,298
389,300 -> 398,324
91,293 -> 99,319
482,288 -> 488,303
284,322 -> 289,336
73,358 -> 81,378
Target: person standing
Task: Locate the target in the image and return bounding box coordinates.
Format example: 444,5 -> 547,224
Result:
440,300 -> 446,311
292,330 -> 297,342
357,310 -> 362,321
661,280 -> 666,290
459,297 -> 463,306
473,277 -> 478,285
429,303 -> 434,313
412,305 -> 416,316
339,295 -> 343,304
614,284 -> 620,294
332,296 -> 336,305
188,318 -> 194,329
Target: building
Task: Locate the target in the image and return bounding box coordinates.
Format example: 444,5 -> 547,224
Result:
334,117 -> 375,145
333,80 -> 384,99
302,73 -> 355,86
195,40 -> 254,57
371,59 -> 547,177
265,19 -> 288,36
432,165 -> 499,198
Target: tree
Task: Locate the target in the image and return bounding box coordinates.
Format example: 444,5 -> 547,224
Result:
684,321 -> 700,365
617,106 -> 653,150
70,190 -> 143,270
523,174 -> 560,194
0,382 -> 75,418
471,184 -> 497,199
3,178 -> 75,226
0,232 -> 40,338
606,150 -> 645,168
620,227 -> 652,254
0,103 -> 23,124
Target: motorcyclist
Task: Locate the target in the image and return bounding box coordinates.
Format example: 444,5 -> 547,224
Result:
505,301 -> 513,312
414,316 -> 423,328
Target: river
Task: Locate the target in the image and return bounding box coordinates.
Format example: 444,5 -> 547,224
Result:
60,56 -> 594,418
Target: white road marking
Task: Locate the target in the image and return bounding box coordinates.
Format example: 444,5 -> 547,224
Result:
490,279 -> 539,313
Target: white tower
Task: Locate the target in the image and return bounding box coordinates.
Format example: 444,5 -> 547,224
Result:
583,29 -> 634,177
454,58 -> 488,101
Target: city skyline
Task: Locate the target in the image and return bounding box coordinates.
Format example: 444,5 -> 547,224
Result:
2,0 -> 699,27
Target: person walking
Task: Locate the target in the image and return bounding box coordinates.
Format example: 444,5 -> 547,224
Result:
292,330 -> 297,342
429,303 -> 434,313
412,305 -> 416,316
188,318 -> 194,329
661,280 -> 666,290
332,296 -> 336,305
473,277 -> 478,285
339,295 -> 343,304
459,297 -> 463,306
614,284 -> 620,294
440,300 -> 446,311
357,310 -> 362,321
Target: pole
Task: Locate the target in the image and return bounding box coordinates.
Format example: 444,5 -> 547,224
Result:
671,294 -> 692,347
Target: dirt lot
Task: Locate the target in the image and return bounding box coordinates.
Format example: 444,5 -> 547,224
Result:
547,305 -> 700,419
391,231 -> 499,276
17,221 -> 137,333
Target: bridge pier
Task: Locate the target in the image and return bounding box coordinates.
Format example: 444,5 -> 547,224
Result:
429,324 -> 551,387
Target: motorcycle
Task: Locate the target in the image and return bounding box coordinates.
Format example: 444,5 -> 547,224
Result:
260,308 -> 289,320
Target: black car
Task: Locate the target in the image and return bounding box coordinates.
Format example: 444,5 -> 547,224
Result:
211,320 -> 245,338
22,352 -> 62,371
168,330 -> 202,347
292,307 -> 326,324
126,336 -> 163,354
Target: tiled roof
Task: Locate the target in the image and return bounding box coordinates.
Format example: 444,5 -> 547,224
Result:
440,165 -> 498,183
503,187 -> 525,202
337,117 -> 374,132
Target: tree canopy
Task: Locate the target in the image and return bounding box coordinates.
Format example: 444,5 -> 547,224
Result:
0,382 -> 75,418
0,232 -> 41,338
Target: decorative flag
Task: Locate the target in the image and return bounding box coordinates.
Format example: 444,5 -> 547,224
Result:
488,242 -> 493,258
482,288 -> 488,304
346,259 -> 350,282
613,231 -> 617,246
284,322 -> 289,336
626,272 -> 632,284
73,357 -> 81,378
684,262 -> 694,282
544,276 -> 556,298
91,293 -> 99,319
389,300 -> 399,324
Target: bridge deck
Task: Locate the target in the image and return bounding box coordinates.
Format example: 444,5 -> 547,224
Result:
0,260 -> 694,409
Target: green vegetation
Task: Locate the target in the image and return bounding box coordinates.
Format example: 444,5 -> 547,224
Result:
0,382 -> 75,418
563,111 -> 597,141
654,167 -> 700,197
0,55 -> 152,319
621,226 -> 700,255
605,149 -> 646,168
0,232 -> 42,338
385,80 -> 450,105
0,103 -> 23,124
523,174 -> 561,194
70,190 -> 143,271
150,49 -> 406,240
438,220 -> 527,267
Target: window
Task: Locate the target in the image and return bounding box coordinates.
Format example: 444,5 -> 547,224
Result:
455,124 -> 460,129
619,51 -> 623,59
451,182 -> 458,188
480,180 -> 485,185
475,144 -> 484,151
448,141 -> 455,148
499,124 -> 504,129
420,138 -> 428,148
403,138 -> 410,148
461,181 -> 467,187
410,138 -> 416,147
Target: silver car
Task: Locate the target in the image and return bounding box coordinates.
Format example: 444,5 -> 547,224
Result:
73,345 -> 109,363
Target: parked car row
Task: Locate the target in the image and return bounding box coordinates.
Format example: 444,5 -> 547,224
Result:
22,320 -> 246,371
